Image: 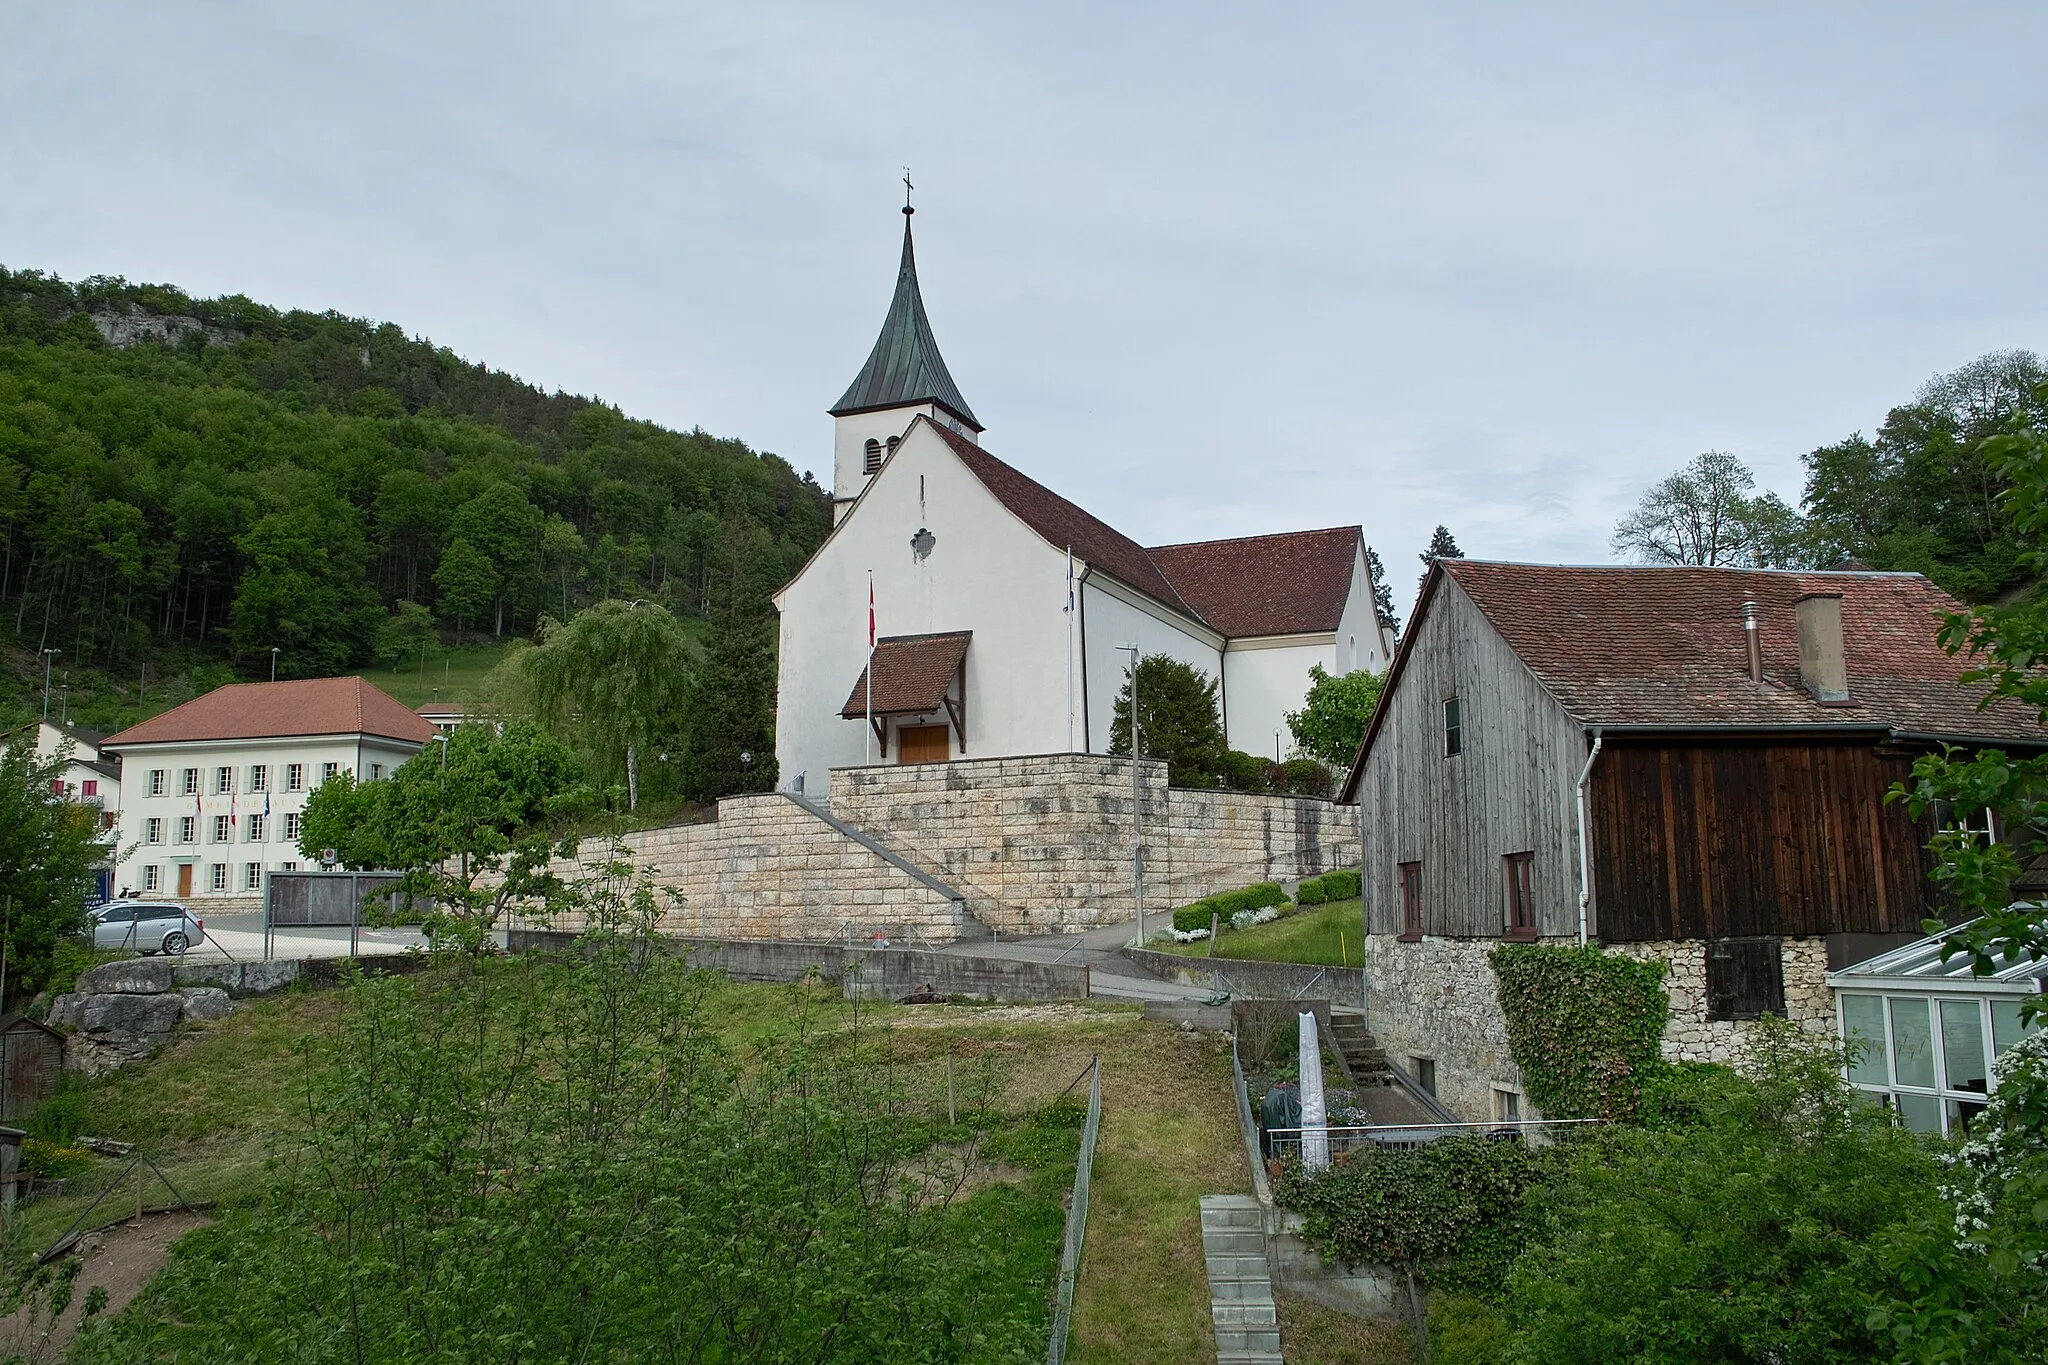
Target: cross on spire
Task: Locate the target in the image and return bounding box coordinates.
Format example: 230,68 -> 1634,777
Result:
903,168 -> 914,216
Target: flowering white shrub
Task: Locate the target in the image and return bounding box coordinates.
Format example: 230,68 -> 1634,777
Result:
1172,926 -> 1210,942
1252,907 -> 1281,925
1940,1029 -> 2048,1263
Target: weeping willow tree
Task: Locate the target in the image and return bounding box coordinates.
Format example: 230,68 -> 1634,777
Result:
522,599 -> 694,809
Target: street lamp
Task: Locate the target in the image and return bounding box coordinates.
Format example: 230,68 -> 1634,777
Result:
40,648 -> 58,721
1116,642 -> 1144,944
270,647 -> 281,682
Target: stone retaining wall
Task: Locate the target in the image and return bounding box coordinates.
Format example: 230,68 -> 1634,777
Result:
521,756 -> 1358,942
520,793 -> 972,943
1123,947 -> 1365,1009
830,755 -> 1357,933
504,929 -> 1090,1002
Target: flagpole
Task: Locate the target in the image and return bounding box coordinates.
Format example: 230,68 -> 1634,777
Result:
1065,546 -> 1075,752
866,570 -> 875,766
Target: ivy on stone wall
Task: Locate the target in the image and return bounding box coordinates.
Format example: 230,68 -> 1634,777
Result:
1491,944 -> 1669,1121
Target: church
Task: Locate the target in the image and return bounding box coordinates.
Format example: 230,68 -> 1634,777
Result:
772,205 -> 1394,797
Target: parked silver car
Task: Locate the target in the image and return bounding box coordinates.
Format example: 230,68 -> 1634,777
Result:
86,901 -> 206,955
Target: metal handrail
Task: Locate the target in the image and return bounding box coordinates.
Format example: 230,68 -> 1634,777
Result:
1046,1056 -> 1102,1365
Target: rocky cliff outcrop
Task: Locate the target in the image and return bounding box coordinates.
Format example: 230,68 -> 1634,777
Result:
87,302 -> 244,350
46,958 -> 300,1077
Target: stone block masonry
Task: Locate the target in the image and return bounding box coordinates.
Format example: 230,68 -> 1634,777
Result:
831,755 -> 1358,933
521,755 -> 1359,943
1365,933 -> 1840,1124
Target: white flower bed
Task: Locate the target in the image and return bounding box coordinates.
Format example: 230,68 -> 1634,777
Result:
1172,926 -> 1210,942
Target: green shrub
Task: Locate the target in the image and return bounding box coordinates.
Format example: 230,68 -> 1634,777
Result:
1215,750 -> 1270,793
1635,1060 -> 1743,1131
1217,882 -> 1288,916
1280,758 -> 1333,797
1320,868 -> 1361,901
22,1136 -> 91,1180
1172,901 -> 1218,933
1277,1135 -> 1548,1299
1296,876 -> 1329,906
1429,1294 -> 1508,1365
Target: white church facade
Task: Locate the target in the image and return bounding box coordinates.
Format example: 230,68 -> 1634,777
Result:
773,206 -> 1394,797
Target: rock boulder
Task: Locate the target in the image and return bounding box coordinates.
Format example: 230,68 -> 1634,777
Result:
75,959 -> 174,996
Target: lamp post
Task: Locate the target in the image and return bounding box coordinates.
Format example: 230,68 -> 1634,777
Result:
270,647 -> 281,682
1117,642 -> 1143,943
40,648 -> 58,721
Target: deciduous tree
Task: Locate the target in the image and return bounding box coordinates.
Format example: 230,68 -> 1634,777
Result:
1286,664 -> 1386,768
1611,451 -> 1808,569
522,599 -> 694,810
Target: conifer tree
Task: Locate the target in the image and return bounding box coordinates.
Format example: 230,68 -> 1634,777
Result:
1417,525 -> 1464,595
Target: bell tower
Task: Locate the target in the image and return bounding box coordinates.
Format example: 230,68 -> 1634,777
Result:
828,194 -> 982,524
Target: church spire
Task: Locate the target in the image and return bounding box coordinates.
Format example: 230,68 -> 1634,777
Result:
830,200 -> 982,433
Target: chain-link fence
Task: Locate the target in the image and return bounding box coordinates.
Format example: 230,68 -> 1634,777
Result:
9,1136 -> 275,1263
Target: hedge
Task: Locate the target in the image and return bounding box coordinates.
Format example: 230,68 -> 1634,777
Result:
1171,881 -> 1289,932
1295,868 -> 1362,906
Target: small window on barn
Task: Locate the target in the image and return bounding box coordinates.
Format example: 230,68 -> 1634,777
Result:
1412,1057 -> 1437,1097
1503,852 -> 1536,939
1706,938 -> 1785,1021
1443,696 -> 1463,756
863,438 -> 882,474
1399,861 -> 1423,941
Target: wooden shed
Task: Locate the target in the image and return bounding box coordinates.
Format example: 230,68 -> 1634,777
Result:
0,1015 -> 64,1122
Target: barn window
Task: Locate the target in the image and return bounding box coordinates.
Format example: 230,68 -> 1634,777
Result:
1706,938 -> 1784,1021
1398,861 -> 1423,941
863,438 -> 882,474
1412,1057 -> 1437,1096
1503,852 -> 1536,939
1443,696 -> 1463,756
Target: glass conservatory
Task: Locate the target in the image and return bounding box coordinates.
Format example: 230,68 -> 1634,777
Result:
1826,922 -> 2044,1138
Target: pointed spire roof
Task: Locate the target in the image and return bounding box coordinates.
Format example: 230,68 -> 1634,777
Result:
831,208 -> 982,432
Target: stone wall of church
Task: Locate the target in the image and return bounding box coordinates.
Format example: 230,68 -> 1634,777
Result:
511,792 -> 972,945
831,754 -> 1357,933
517,755 -> 1357,942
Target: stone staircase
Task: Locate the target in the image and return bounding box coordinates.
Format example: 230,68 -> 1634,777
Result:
1326,1010 -> 1390,1084
1199,1195 -> 1282,1364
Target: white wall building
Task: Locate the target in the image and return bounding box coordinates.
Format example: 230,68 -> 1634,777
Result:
24,720 -> 123,900
100,677 -> 437,906
773,206 -> 1396,795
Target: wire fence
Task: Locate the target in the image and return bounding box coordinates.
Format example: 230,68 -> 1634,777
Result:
6,1137 -> 275,1264
1045,1055 -> 1102,1365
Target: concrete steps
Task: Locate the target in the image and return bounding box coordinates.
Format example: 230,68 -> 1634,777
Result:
1200,1195 -> 1282,1364
1327,1010 -> 1390,1083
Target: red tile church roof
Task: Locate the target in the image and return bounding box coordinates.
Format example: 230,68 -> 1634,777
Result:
1150,527 -> 1361,638
929,425 -> 1361,640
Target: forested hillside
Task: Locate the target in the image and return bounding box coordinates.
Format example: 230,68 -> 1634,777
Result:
0,267 -> 829,731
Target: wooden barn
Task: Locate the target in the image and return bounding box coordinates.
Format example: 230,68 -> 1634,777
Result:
1339,560 -> 2047,1123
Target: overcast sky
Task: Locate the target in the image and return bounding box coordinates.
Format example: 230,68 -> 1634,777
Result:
6,2 -> 2045,618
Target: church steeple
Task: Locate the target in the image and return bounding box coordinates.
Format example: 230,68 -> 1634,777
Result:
830,205 -> 981,433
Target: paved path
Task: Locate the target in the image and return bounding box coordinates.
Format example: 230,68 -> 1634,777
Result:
1200,1195 -> 1283,1364
938,921 -> 1220,1003
181,911 -> 426,963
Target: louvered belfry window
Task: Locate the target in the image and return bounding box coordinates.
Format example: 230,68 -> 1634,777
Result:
864,439 -> 883,474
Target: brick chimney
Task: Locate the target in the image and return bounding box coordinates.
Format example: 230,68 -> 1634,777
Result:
1795,592 -> 1849,703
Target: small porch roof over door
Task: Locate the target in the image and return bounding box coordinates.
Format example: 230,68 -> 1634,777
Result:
841,632 -> 971,749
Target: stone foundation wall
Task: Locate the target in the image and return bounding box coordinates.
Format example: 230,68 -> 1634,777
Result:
830,755 -> 1357,933
523,756 -> 1355,943
1609,937 -> 1833,1062
522,793 -> 972,943
1363,933 -> 1530,1124
1366,933 -> 1841,1122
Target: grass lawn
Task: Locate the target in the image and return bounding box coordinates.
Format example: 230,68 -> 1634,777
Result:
1158,899 -> 1367,968
20,973 -> 1250,1361
1277,1292 -> 1419,1365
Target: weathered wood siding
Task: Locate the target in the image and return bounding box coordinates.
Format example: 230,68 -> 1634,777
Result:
1589,740 -> 1937,941
1359,580 -> 1588,938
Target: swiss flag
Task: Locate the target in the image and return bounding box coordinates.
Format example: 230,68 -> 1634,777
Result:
869,576 -> 876,649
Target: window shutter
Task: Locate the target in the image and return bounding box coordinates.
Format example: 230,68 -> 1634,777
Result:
1706,938 -> 1784,1021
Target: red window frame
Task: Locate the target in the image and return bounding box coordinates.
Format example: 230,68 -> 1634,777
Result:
1398,861 -> 1423,941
